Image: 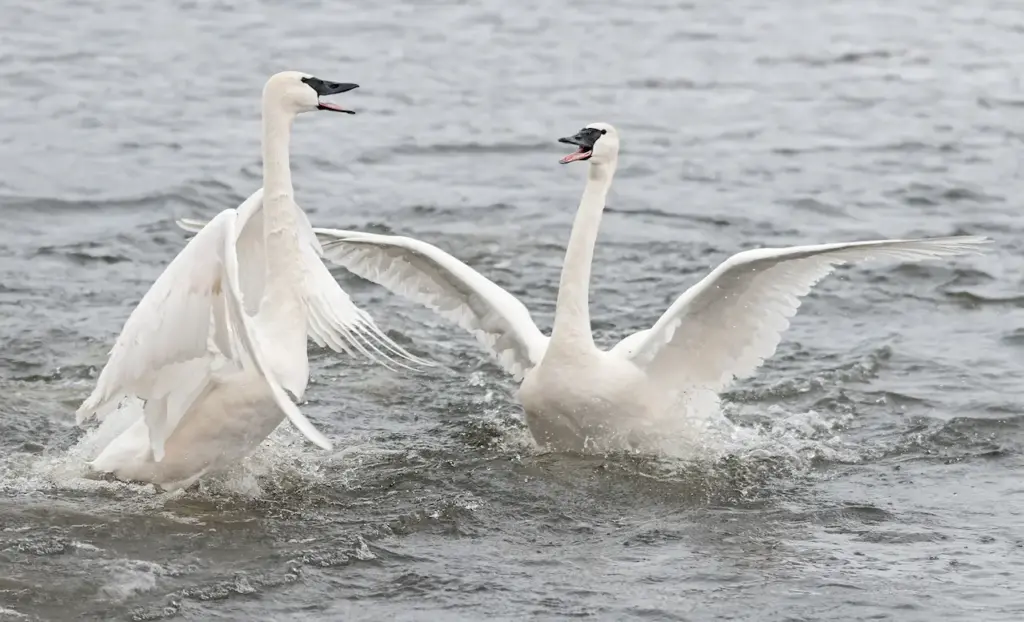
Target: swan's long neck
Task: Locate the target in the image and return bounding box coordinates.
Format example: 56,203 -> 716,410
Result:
262,105 -> 294,202
549,160 -> 616,353
260,104 -> 304,289
256,98 -> 311,398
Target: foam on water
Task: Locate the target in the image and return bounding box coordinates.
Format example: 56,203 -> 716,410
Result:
461,365 -> 861,475
1,392 -> 858,507
0,606 -> 28,619
2,411 -> 342,504
98,559 -> 166,603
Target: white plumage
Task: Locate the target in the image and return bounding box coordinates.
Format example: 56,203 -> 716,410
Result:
77,71 -> 422,490
309,122 -> 990,453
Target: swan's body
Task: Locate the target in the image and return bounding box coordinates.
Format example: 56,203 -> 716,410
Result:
89,368 -> 288,487
78,72 -> 419,489
179,122 -> 990,454
518,346 -> 672,451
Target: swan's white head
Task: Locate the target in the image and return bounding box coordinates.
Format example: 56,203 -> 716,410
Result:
262,70 -> 360,116
558,122 -> 619,165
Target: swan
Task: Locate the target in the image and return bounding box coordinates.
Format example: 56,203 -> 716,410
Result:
181,122 -> 990,454
76,71 -> 423,490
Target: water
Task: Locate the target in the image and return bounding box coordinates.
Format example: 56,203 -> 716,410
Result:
2,0 -> 1023,619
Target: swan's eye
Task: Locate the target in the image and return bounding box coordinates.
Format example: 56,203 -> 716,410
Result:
600,129 -> 607,135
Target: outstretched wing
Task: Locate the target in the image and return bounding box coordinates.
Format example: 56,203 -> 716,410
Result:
78,210 -> 334,458
77,210 -> 240,430
617,236 -> 990,392
317,229 -> 549,381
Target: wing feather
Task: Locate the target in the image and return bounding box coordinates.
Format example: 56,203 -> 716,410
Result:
76,212 -> 239,425
81,207 -> 336,454
619,236 -> 990,391
317,229 -> 548,381
177,198 -> 428,370
76,211 -> 252,460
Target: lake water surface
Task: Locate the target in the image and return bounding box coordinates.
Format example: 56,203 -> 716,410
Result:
1,1 -> 1023,620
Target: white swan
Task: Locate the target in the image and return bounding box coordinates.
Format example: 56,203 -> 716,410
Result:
76,71 -> 422,490
182,122 -> 990,454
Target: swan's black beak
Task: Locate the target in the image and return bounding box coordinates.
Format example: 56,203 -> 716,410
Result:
558,127 -> 604,164
301,76 -> 359,114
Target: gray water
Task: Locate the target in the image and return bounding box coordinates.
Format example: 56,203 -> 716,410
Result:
2,0 -> 1023,620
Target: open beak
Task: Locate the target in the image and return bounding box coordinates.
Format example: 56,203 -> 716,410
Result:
317,82 -> 359,114
300,78 -> 360,114
557,129 -> 601,163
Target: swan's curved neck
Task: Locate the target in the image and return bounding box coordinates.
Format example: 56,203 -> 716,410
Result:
550,159 -> 616,353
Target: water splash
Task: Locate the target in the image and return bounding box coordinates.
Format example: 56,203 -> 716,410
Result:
2,408 -> 358,505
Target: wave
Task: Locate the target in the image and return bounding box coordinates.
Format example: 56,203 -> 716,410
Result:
0,178 -> 247,214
